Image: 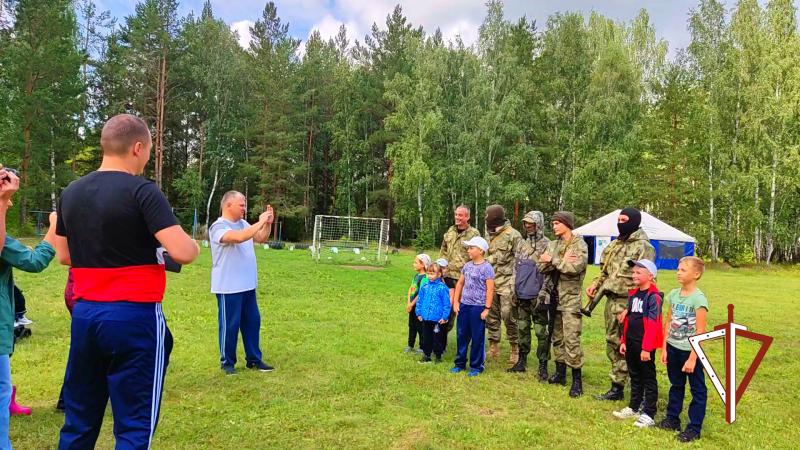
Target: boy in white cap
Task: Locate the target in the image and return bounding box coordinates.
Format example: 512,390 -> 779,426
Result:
613,259 -> 664,428
450,237 -> 495,377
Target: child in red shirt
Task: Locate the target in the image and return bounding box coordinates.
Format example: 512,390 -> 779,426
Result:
613,259 -> 664,428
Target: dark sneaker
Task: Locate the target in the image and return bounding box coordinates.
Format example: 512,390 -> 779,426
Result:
246,361 -> 274,372
677,429 -> 701,443
222,365 -> 237,375
657,417 -> 681,431
434,355 -> 442,364
418,356 -> 432,364
595,383 -> 625,401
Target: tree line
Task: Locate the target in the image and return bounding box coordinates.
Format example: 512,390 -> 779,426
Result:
1,0 -> 798,263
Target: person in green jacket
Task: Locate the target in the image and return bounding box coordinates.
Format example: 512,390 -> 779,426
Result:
0,167 -> 57,449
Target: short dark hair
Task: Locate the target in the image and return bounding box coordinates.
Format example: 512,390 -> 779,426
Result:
100,114 -> 151,156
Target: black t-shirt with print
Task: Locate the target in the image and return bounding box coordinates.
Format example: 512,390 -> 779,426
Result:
626,288 -> 649,344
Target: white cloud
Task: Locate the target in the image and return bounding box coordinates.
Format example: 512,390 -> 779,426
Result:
221,1 -> 704,60
230,20 -> 255,49
333,0 -> 486,46
439,18 -> 480,47
299,14 -> 363,56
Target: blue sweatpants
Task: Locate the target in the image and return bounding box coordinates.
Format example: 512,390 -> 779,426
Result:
454,304 -> 486,372
59,301 -> 173,450
216,290 -> 263,367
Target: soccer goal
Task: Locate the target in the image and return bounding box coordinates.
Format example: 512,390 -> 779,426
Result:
312,215 -> 390,265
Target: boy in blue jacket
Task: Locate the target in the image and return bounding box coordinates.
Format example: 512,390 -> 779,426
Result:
416,260 -> 451,363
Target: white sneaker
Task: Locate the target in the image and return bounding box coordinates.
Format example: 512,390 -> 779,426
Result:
634,413 -> 655,428
612,407 -> 640,419
16,316 -> 33,326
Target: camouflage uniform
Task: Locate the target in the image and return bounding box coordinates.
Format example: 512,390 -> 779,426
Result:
587,228 -> 655,385
538,234 -> 588,369
439,225 -> 481,282
514,212 -> 552,362
486,220 -> 523,346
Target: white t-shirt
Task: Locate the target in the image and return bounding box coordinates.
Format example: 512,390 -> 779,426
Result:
209,218 -> 258,294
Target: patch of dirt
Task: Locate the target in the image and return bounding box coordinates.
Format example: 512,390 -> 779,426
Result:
346,265 -> 383,271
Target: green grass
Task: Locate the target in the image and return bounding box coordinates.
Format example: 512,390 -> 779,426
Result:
9,248 -> 800,449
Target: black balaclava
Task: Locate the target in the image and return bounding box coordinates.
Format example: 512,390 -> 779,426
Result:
485,205 -> 506,233
618,207 -> 642,241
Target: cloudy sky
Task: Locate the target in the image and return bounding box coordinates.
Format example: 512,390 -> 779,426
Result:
95,0 -> 711,58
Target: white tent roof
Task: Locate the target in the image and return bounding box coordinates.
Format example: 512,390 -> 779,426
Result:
574,210 -> 695,243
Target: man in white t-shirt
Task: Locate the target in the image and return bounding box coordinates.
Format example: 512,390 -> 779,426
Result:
209,191 -> 274,375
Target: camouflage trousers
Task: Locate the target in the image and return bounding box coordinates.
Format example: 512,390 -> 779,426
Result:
552,310 -> 583,369
605,296 -> 629,385
515,299 -> 552,362
487,292 -> 517,345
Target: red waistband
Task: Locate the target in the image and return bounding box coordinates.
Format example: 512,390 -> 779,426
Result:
71,265 -> 166,303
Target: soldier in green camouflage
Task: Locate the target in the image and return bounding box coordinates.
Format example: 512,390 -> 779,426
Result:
439,205 -> 481,350
586,207 -> 656,401
439,205 -> 481,287
537,211 -> 588,398
507,211 -> 554,380
484,205 -> 523,365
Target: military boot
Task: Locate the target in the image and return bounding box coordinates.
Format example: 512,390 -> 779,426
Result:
488,341 -> 500,359
537,360 -> 548,382
507,352 -> 527,373
595,383 -> 625,401
548,361 -> 567,385
569,368 -> 583,398
508,344 -> 519,365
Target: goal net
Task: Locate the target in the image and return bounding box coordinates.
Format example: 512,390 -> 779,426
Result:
312,215 -> 390,265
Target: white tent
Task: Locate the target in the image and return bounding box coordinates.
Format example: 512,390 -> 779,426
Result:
574,210 -> 696,270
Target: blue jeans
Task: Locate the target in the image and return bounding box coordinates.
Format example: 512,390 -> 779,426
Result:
666,343 -> 707,433
0,355 -> 11,450
216,290 -> 264,367
454,304 -> 486,372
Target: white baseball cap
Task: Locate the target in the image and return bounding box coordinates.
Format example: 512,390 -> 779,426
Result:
628,259 -> 657,278
462,236 -> 489,253
436,258 -> 448,268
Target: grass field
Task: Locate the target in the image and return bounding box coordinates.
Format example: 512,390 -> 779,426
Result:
8,247 -> 800,449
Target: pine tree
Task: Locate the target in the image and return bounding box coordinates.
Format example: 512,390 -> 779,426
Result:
2,0 -> 82,224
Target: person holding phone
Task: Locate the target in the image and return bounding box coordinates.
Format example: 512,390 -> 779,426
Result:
209,191 -> 275,375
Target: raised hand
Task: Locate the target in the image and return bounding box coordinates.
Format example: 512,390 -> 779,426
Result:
265,205 -> 274,224
0,168 -> 20,201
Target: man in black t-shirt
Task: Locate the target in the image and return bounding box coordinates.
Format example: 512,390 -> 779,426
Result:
54,114 -> 199,450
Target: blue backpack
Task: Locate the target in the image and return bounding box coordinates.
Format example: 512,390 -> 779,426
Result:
515,258 -> 544,301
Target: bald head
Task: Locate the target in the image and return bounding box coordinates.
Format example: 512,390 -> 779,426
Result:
101,114 -> 151,156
